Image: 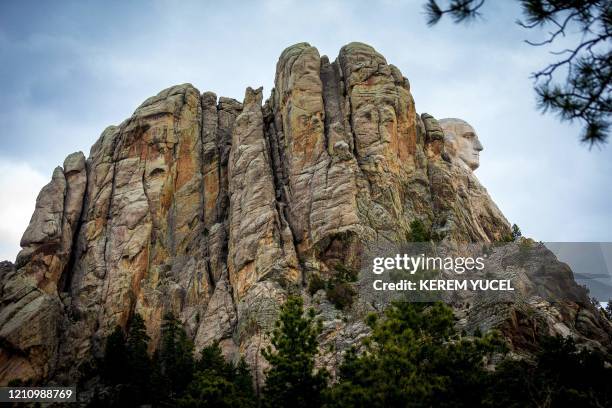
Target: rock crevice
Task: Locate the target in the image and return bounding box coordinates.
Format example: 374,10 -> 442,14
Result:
1,42 -> 610,386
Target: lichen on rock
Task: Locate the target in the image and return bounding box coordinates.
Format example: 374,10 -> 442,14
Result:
1,42 -> 610,388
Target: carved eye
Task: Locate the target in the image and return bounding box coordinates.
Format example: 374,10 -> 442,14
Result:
463,132 -> 475,139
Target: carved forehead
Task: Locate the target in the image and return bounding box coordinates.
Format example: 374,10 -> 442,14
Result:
438,118 -> 476,136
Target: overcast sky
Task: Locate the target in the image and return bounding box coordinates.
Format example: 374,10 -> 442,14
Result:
0,0 -> 610,262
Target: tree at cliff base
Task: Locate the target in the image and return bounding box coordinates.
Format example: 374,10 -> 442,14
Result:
262,295 -> 329,408
323,302 -> 505,408
101,313 -> 152,407
177,343 -> 256,408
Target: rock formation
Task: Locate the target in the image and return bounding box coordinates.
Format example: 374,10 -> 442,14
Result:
1,42 -> 610,387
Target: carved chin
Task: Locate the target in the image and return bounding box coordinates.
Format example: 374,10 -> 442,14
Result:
459,155 -> 479,171
460,158 -> 479,170
465,156 -> 479,170
466,155 -> 480,170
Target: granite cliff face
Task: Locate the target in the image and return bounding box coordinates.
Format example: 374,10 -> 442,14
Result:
1,42 -> 610,386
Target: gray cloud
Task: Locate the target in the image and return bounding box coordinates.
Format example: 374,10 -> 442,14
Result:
0,0 -> 610,261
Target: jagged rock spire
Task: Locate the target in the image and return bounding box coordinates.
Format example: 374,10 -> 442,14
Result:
1,43 -> 609,388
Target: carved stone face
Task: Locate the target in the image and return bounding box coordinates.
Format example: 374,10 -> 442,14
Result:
439,118 -> 483,171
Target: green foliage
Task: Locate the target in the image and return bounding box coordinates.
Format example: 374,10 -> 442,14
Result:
424,0 -> 484,25
333,262 -> 358,282
99,313 -> 256,407
325,263 -> 358,310
234,358 -> 256,401
325,282 -> 356,311
262,295 -> 328,408
196,342 -> 229,374
95,299 -> 611,408
408,219 -> 431,242
324,302 -> 505,408
604,299 -> 612,321
511,224 -> 522,240
484,336 -> 612,408
310,263 -> 358,310
178,374 -> 252,408
178,344 -> 256,408
308,274 -> 326,295
152,312 -> 196,402
102,326 -> 128,385
502,223 -> 523,242
324,301 -> 611,407
424,0 -> 611,146
519,237 -> 534,251
123,314 -> 152,404
101,314 -> 152,407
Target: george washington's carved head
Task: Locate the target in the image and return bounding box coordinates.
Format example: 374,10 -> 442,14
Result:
439,118 -> 483,171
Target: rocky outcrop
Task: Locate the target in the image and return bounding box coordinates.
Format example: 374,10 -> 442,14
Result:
1,42 -> 610,387
0,151 -> 86,383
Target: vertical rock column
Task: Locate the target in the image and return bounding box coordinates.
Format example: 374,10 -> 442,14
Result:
16,152 -> 86,293
271,43 -> 360,256
227,87 -> 299,300
337,42 -> 419,242
193,94 -> 242,353
66,84 -> 210,360
0,151 -> 86,384
227,87 -> 301,387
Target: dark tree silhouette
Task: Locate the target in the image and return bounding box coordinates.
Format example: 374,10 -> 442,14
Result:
424,0 -> 612,147
262,296 -> 328,408
151,312 -> 195,402
178,343 -> 256,408
101,314 -> 152,407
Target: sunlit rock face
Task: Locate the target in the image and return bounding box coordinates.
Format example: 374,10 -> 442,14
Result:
1,42 -> 610,387
421,114 -> 510,243
439,118 -> 483,171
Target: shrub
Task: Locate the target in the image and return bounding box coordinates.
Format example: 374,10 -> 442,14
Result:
326,282 -> 356,310
408,219 -> 431,242
333,262 -> 358,282
604,300 -> 612,321
511,224 -> 522,240
503,223 -> 523,242
308,274 -> 326,295
320,262 -> 358,310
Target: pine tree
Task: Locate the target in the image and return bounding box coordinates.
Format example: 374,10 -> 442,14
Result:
511,224 -> 522,240
484,336 -> 612,408
102,326 -> 128,385
102,314 -> 154,406
262,295 -> 328,408
325,302 -> 504,408
153,312 -> 195,401
233,357 -> 255,399
177,343 -> 256,408
196,342 -> 229,375
424,0 -> 611,146
124,314 -> 152,405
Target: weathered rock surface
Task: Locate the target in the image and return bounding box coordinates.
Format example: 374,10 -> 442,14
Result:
1,42 -> 610,387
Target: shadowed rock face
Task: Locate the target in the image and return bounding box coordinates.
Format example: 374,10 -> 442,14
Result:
1,42 -> 610,386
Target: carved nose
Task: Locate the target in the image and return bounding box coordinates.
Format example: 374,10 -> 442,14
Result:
474,139 -> 483,151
